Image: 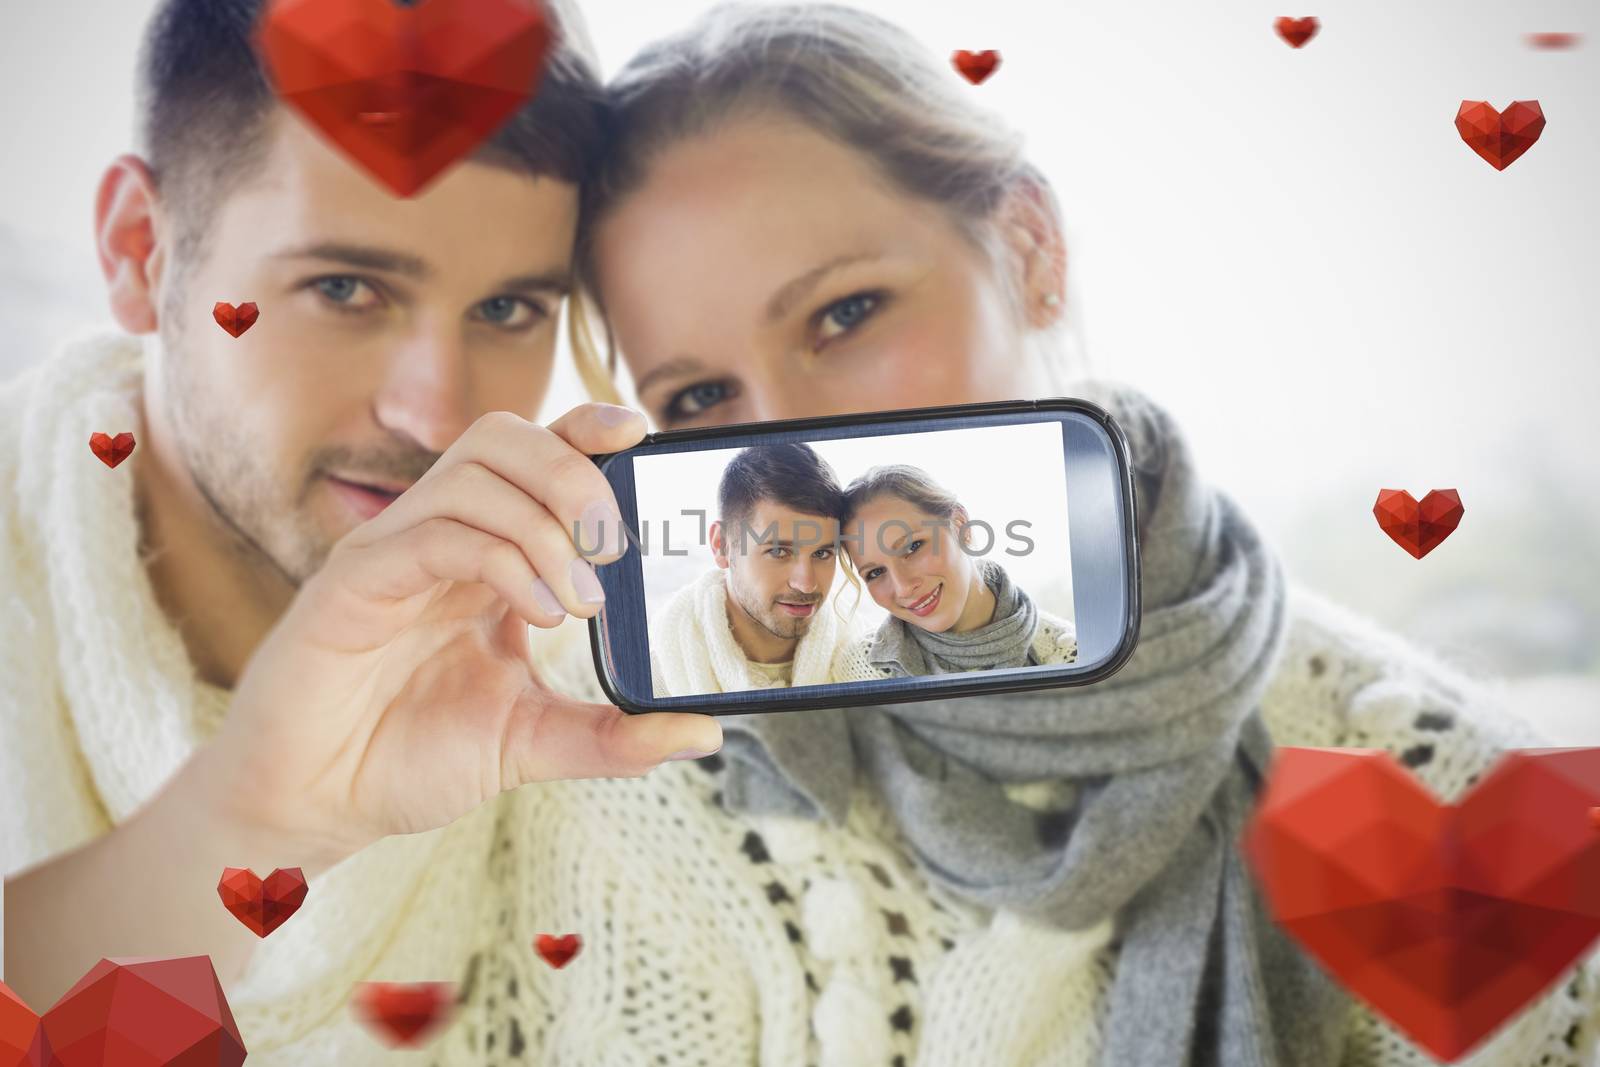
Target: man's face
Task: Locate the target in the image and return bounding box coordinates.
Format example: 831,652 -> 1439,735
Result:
715,500 -> 840,642
149,111 -> 578,584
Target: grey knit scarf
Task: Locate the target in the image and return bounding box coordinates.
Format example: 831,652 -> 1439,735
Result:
868,558 -> 1040,676
714,380 -> 1350,1067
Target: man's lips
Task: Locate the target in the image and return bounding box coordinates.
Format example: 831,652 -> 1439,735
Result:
325,473 -> 409,519
777,600 -> 818,617
903,584 -> 942,617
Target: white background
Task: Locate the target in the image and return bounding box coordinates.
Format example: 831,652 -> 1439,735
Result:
632,422 -> 1074,635
2,0 -> 1596,737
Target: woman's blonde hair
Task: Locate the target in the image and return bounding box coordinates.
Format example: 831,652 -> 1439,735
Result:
567,0 -> 1091,406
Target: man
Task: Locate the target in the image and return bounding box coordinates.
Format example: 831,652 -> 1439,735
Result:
0,0 -> 720,1028
649,444 -> 853,694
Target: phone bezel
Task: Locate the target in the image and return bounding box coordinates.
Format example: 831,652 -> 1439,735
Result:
587,397 -> 1142,715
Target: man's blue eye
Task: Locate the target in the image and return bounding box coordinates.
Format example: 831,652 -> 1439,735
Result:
480,297 -> 519,323
316,277 -> 359,302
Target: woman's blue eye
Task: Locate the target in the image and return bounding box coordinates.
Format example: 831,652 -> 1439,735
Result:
819,293 -> 880,340
663,379 -> 738,423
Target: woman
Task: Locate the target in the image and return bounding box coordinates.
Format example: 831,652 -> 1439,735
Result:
831,463 -> 1078,681
478,5 -> 1597,1067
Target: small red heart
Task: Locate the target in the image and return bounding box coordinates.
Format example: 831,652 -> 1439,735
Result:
217,867 -> 309,938
88,432 -> 136,469
1274,16 -> 1320,48
1455,100 -> 1546,170
350,982 -> 455,1048
1526,32 -> 1581,50
951,50 -> 1001,85
0,981 -> 44,1067
534,933 -> 583,969
212,301 -> 260,338
1373,488 -> 1463,559
1245,747 -> 1600,1062
256,0 -> 554,197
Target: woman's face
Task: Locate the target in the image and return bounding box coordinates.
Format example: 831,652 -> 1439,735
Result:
845,495 -> 976,634
591,113 -> 1051,429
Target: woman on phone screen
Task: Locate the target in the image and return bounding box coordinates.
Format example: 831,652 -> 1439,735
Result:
509,3 -> 1598,1065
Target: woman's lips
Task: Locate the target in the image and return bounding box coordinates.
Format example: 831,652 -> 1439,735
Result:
905,584 -> 942,617
326,474 -> 402,521
777,601 -> 817,617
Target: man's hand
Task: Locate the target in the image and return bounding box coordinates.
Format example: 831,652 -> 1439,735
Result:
194,403 -> 721,866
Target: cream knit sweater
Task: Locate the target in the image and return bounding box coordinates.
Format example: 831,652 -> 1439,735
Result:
3,332 -> 1597,1066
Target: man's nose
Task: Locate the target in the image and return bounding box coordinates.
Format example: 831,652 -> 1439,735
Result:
370,327 -> 474,454
788,561 -> 819,594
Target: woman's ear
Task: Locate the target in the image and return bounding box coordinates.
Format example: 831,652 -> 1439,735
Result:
997,172 -> 1068,329
95,155 -> 170,335
952,504 -> 973,549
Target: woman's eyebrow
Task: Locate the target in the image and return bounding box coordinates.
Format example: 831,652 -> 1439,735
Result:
633,355 -> 708,397
765,252 -> 885,323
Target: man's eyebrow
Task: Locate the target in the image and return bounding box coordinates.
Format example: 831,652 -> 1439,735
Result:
271,242 -> 432,279
496,268 -> 573,297
766,252 -> 884,324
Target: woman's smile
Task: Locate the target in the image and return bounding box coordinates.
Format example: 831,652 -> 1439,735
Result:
903,583 -> 942,617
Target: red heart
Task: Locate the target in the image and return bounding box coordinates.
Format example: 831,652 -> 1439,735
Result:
2,958 -> 246,1067
534,933 -> 583,969
350,983 -> 455,1048
1372,488 -> 1462,559
212,301 -> 260,338
1455,100 -> 1546,170
1244,747 -> 1600,1062
1,981 -> 43,1067
1274,17 -> 1320,48
256,0 -> 554,197
88,432 -> 136,469
1526,32 -> 1581,50
217,867 -> 309,938
951,50 -> 1001,85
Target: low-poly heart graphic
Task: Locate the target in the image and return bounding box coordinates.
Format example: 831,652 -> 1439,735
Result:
256,0 -> 554,197
88,432 -> 136,469
1526,32 -> 1581,50
218,867 -> 309,938
6,957 -> 247,1067
1244,747 -> 1600,1062
350,982 -> 455,1048
1373,488 -> 1462,559
1,981 -> 43,1067
212,301 -> 260,338
1455,100 -> 1545,170
534,933 -> 583,969
951,50 -> 1001,85
1275,17 -> 1320,48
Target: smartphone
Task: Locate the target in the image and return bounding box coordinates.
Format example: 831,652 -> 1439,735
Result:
586,398 -> 1140,715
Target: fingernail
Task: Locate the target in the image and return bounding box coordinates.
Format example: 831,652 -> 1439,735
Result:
578,499 -> 624,557
666,748 -> 720,762
570,557 -> 606,605
594,403 -> 639,426
530,578 -> 565,617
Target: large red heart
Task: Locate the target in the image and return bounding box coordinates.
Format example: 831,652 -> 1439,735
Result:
951,50 -> 1001,85
534,933 -> 583,969
1373,487 -> 1462,559
1275,17 -> 1320,48
2,957 -> 246,1067
255,0 -> 554,197
1244,747 -> 1600,1062
217,866 -> 309,938
88,432 -> 136,469
350,982 -> 455,1048
1455,100 -> 1546,170
212,301 -> 260,338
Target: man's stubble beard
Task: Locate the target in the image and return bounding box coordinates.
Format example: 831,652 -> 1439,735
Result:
726,565 -> 819,641
157,308 -> 330,590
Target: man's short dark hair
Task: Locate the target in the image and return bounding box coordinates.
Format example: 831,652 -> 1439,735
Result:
136,0 -> 607,266
718,444 -> 845,535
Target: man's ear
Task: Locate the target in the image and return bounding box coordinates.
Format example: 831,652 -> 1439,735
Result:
997,172 -> 1068,329
709,519 -> 730,568
95,155 -> 171,335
